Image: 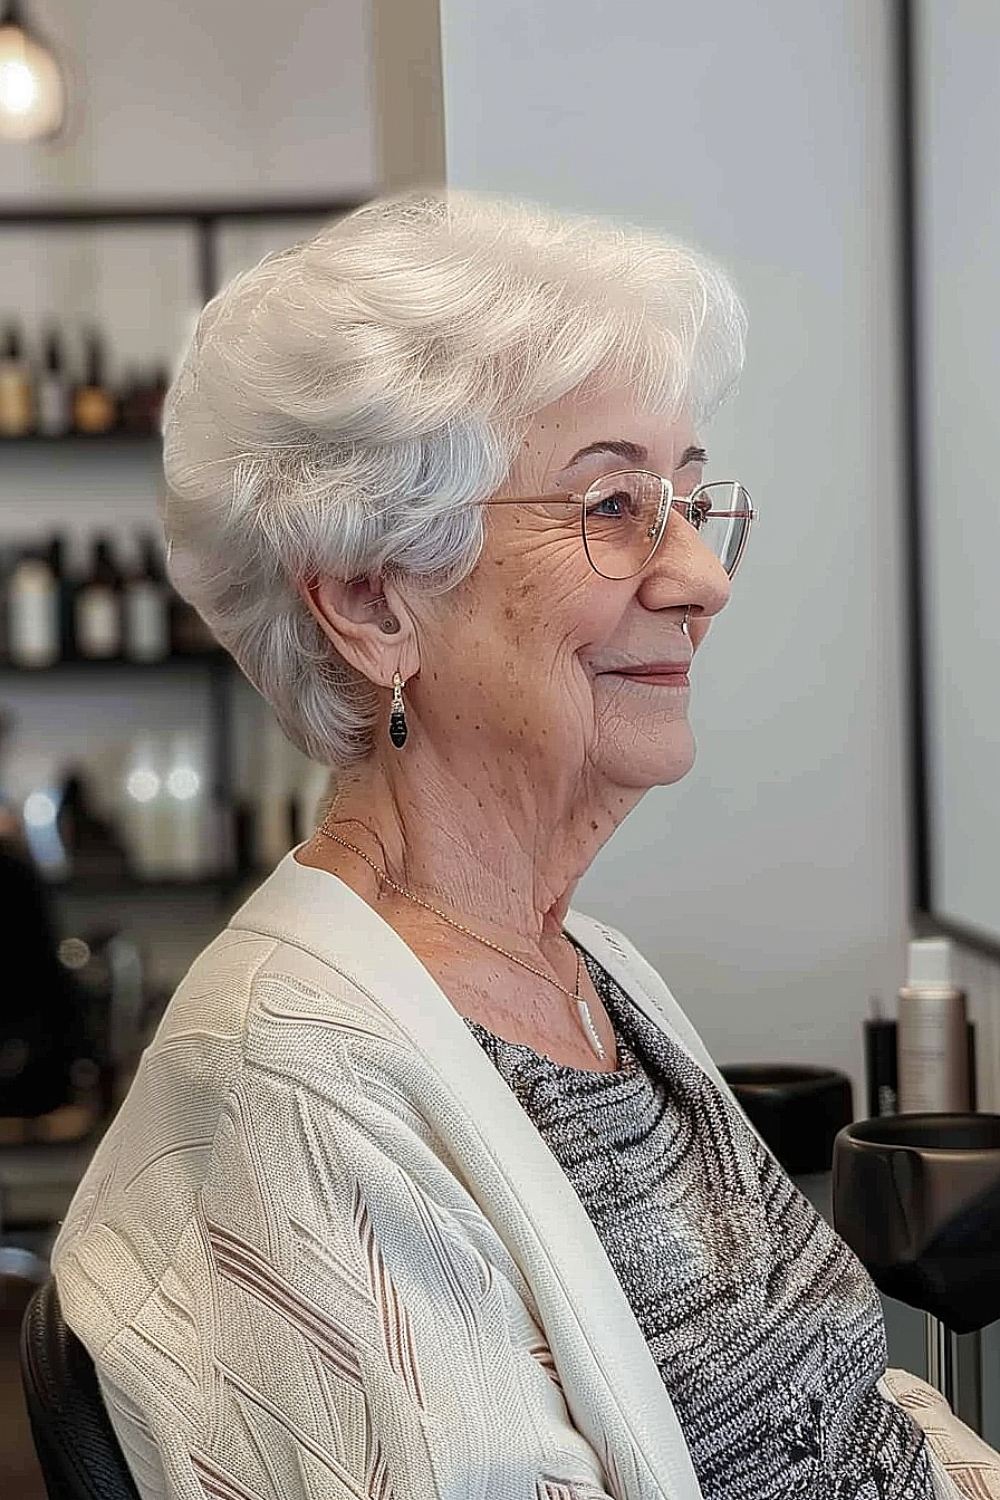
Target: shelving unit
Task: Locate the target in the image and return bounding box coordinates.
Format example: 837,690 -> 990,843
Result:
1,195 -> 363,905
0,651 -> 228,673
46,871 -> 264,900
0,433 -> 161,446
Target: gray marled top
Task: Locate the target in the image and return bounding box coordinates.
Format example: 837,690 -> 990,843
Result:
463,943 -> 934,1500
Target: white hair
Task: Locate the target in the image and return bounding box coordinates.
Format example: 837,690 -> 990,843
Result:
162,187 -> 747,769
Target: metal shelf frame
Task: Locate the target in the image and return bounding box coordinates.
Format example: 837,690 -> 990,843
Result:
0,195 -> 364,302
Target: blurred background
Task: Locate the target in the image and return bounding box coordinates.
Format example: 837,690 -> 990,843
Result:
2,0 -> 999,1488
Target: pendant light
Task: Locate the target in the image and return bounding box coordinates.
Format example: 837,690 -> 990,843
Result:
0,0 -> 66,142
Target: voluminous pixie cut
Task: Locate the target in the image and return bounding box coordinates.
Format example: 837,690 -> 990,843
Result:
162,188 -> 747,769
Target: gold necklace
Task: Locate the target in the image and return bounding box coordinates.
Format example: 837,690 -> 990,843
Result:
316,822 -> 607,1061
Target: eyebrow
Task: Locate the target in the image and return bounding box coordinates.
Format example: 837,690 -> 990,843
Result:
559,439 -> 708,473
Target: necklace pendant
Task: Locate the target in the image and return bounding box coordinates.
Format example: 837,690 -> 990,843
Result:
577,998 -> 607,1060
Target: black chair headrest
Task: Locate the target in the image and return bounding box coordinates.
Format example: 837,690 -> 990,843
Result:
20,1279 -> 141,1500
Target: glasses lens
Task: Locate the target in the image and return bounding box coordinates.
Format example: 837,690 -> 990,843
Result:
582,471 -> 665,579
684,482 -> 753,577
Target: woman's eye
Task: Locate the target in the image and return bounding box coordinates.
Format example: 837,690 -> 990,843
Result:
586,490 -> 630,519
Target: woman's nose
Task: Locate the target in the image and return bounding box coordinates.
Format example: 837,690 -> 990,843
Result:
638,506 -> 732,618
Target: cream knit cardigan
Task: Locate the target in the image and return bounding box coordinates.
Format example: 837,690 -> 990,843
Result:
52,852 -> 965,1500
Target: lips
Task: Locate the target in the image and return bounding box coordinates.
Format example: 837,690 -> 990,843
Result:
612,662 -> 691,676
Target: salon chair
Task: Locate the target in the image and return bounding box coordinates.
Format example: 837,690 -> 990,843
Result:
720,1062 -> 853,1221
834,1112 -> 1000,1433
0,840 -> 147,1283
21,1278 -> 140,1500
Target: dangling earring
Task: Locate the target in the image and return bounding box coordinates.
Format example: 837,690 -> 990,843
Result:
388,670 -> 408,748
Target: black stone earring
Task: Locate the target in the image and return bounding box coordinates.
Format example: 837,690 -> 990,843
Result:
389,670 -> 408,748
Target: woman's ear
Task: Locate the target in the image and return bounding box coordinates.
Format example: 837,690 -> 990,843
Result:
298,572 -> 419,685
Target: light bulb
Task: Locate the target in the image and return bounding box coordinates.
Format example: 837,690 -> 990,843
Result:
0,15 -> 65,141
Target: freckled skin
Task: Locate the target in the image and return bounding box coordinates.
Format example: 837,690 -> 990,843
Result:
298,382 -> 732,1062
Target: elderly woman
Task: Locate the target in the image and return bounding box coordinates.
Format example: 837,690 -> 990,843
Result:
53,190 -> 986,1500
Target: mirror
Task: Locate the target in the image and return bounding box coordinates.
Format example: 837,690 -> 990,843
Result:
907,0 -> 1000,955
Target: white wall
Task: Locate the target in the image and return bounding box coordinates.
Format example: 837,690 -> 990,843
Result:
438,0 -> 909,1106
0,0 -> 375,203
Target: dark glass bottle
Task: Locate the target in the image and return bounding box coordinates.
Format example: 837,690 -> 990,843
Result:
146,364 -> 169,433
74,535 -> 123,659
44,532 -> 74,661
0,321 -> 35,436
73,331 -> 117,435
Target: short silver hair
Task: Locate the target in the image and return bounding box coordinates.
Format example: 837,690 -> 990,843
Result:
162,188 -> 747,769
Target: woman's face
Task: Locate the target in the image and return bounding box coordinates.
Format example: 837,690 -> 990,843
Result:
406,384 -> 732,799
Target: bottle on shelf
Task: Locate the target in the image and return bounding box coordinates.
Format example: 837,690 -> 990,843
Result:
0,543 -> 10,663
120,733 -> 171,879
57,765 -> 128,880
119,364 -> 169,436
163,729 -> 210,879
0,321 -> 36,437
118,368 -> 145,435
6,542 -> 60,667
73,329 -> 118,435
169,590 -> 217,656
74,534 -> 124,660
44,531 -> 75,661
36,328 -> 73,437
146,364 -> 170,434
123,534 -> 171,662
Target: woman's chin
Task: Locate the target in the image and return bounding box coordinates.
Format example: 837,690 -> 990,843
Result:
598,720 -> 697,790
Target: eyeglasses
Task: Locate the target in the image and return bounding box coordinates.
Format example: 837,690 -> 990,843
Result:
483,469 -> 756,582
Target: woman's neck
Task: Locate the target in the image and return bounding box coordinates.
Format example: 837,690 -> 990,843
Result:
310,743 -> 639,948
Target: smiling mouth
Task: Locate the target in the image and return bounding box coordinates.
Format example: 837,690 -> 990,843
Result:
605,666 -> 692,687
613,668 -> 690,686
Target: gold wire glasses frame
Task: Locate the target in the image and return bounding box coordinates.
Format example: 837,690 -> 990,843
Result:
482,468 -> 757,582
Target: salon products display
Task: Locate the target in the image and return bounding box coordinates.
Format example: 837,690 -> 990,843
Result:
0,529 -> 212,666
6,720 -> 327,887
0,318 -> 168,438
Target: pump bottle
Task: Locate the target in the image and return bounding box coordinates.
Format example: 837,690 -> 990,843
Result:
897,937 -> 971,1114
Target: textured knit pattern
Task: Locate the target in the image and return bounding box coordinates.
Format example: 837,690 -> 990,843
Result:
464,946 -> 936,1500
51,929 -> 650,1500
49,862 -> 958,1500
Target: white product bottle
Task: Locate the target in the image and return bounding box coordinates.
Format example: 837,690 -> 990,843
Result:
7,550 -> 59,667
164,730 -> 208,879
74,536 -> 123,660
120,733 -> 170,879
123,535 -> 170,662
36,330 -> 73,437
897,937 -> 971,1114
